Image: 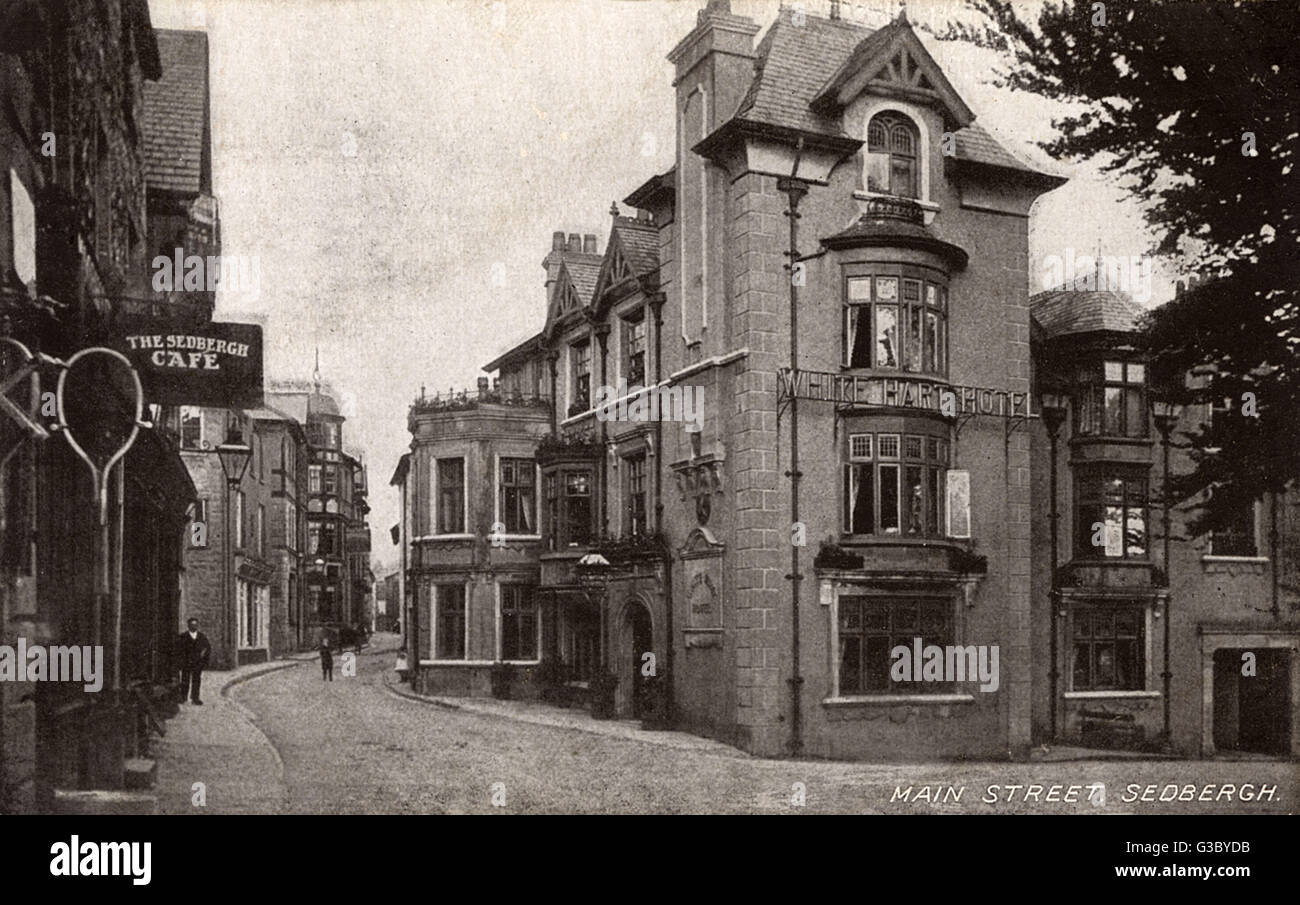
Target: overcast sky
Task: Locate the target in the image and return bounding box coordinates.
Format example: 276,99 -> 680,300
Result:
148,0 -> 1180,567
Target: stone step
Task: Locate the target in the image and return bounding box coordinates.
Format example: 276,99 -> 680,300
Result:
52,789 -> 158,815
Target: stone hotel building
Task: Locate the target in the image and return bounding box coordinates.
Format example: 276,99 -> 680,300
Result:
395,2 -> 1299,760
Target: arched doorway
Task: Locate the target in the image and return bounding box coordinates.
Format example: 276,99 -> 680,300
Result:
618,601 -> 654,719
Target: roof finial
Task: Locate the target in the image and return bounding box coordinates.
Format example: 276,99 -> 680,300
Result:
897,1 -> 909,24
609,201 -> 620,218
313,345 -> 321,393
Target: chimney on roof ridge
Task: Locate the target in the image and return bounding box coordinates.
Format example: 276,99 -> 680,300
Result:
830,0 -> 842,20
583,234 -> 597,254
567,233 -> 582,253
552,231 -> 566,251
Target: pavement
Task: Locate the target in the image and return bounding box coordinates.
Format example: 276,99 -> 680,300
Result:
149,633 -> 1298,814
383,671 -> 744,756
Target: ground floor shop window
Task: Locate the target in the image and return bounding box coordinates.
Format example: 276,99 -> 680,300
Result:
837,595 -> 953,694
1071,607 -> 1145,691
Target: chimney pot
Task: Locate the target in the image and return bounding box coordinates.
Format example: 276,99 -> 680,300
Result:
583,234 -> 597,254
568,233 -> 582,253
1175,280 -> 1186,297
552,231 -> 566,251
477,376 -> 490,396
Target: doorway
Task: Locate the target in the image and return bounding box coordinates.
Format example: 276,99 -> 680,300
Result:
1213,648 -> 1291,754
622,602 -> 653,719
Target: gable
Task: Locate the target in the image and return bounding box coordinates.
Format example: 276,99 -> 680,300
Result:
593,233 -> 636,302
811,19 -> 974,130
543,264 -> 584,338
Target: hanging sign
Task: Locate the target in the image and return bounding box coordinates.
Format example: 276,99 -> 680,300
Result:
108,319 -> 263,408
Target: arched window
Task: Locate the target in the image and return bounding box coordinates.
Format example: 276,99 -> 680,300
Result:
866,112 -> 919,199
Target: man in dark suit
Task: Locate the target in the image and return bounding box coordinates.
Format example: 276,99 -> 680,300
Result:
176,618 -> 212,705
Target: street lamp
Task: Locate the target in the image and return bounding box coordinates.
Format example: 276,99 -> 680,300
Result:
217,426 -> 252,665
1150,397 -> 1182,750
1039,390 -> 1069,741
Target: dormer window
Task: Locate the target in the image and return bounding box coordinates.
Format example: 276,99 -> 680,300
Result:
866,113 -> 919,199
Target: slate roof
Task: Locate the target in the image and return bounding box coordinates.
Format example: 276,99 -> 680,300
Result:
725,9 -> 1058,182
1030,288 -> 1147,339
734,10 -> 867,137
612,218 -> 659,278
562,255 -> 603,305
141,29 -> 210,195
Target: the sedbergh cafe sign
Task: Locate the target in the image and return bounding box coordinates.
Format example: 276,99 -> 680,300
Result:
776,368 -> 1038,419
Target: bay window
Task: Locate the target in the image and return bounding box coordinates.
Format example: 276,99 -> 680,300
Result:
544,466 -> 595,550
843,430 -> 947,537
838,596 -> 953,695
1072,607 -> 1145,691
1077,360 -> 1148,438
1076,473 -> 1148,559
843,271 -> 947,376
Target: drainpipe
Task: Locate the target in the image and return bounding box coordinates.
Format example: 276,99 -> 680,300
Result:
547,352 -> 559,435
1270,492 -> 1280,620
1045,416 -> 1062,740
1160,424 -> 1173,747
778,175 -> 808,757
650,292 -> 673,725
595,322 -> 609,537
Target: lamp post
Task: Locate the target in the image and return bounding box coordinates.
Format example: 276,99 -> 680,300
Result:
1039,391 -> 1069,741
576,553 -> 614,717
777,172 -> 809,758
217,425 -> 252,667
1151,399 -> 1183,750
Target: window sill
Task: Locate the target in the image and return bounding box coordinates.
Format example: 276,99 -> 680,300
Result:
500,534 -> 542,542
414,534 -> 476,542
823,693 -> 975,706
1064,690 -> 1160,700
1201,555 -> 1268,575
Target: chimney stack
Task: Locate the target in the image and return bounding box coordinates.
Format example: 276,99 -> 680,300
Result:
568,233 -> 582,253
552,231 -> 566,251
583,234 -> 597,254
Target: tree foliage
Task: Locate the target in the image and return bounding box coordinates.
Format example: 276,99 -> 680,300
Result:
940,0 -> 1298,532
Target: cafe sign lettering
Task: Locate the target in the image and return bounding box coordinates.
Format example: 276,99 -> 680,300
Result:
109,319 -> 263,408
777,368 -> 1036,419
